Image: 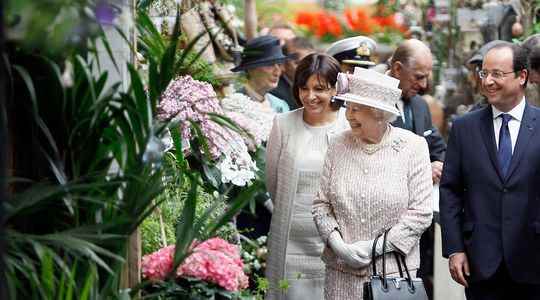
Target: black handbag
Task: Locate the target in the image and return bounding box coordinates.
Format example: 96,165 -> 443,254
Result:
363,230 -> 428,300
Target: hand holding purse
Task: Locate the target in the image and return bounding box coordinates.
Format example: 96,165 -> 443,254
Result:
363,230 -> 428,300
328,231 -> 371,268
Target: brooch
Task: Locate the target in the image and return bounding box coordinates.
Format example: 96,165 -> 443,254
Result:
391,138 -> 406,152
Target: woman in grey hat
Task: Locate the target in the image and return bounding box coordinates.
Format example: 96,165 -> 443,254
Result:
232,35 -> 292,113
312,68 -> 433,299
265,53 -> 349,300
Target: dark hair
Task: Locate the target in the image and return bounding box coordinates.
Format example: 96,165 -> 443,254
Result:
283,37 -> 314,56
487,43 -> 528,86
522,33 -> 540,53
529,46 -> 540,71
293,53 -> 341,110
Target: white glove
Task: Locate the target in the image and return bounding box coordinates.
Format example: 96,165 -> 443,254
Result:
352,238 -> 399,258
328,231 -> 371,268
352,240 -> 374,258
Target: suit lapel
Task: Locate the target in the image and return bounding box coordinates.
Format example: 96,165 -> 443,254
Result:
392,115 -> 405,128
479,107 -> 505,181
505,103 -> 538,180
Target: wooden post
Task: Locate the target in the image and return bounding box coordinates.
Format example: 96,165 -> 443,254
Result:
245,0 -> 257,40
121,230 -> 141,289
519,0 -> 533,34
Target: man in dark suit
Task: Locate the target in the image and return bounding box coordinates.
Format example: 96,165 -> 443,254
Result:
440,42 -> 540,299
388,39 -> 446,171
388,39 -> 446,299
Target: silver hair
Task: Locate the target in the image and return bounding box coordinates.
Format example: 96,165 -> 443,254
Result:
368,107 -> 398,123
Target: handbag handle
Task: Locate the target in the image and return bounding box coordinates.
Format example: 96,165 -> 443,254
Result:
371,230 -> 404,278
381,229 -> 390,289
399,252 -> 415,292
371,231 -> 384,275
393,252 -> 404,278
377,230 -> 415,291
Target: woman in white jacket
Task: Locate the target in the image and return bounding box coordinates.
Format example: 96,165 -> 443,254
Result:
265,53 -> 349,300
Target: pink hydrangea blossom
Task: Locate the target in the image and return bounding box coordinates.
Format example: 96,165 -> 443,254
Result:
156,76 -> 258,186
141,245 -> 174,282
157,75 -> 240,159
141,238 -> 249,291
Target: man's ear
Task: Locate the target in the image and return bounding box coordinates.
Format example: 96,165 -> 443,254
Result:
519,69 -> 528,86
391,61 -> 403,79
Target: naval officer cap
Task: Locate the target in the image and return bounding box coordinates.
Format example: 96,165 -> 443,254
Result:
326,36 -> 377,67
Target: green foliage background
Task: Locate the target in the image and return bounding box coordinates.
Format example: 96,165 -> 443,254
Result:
141,155 -> 236,255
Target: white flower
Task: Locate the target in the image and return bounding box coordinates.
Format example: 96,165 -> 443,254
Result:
221,93 -> 275,143
216,145 -> 258,187
253,260 -> 261,270
61,61 -> 73,88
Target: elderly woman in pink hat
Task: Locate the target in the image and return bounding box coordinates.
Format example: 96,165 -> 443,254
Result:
312,68 -> 433,299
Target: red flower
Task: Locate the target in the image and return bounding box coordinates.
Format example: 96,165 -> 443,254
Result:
344,8 -> 379,35
295,11 -> 343,38
373,14 -> 407,33
295,11 -> 316,28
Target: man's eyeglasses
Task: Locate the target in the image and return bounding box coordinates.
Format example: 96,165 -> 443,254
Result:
478,69 -> 516,80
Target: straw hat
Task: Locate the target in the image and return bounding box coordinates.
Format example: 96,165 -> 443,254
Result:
334,67 -> 401,116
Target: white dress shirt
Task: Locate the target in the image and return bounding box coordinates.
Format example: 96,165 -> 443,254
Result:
396,98 -> 405,121
492,97 -> 525,154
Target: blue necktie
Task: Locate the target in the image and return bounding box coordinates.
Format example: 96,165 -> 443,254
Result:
498,114 -> 512,178
403,101 -> 414,131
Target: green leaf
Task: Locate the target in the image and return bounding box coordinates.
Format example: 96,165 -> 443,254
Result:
39,247 -> 54,298
128,64 -> 152,133
97,26 -> 120,74
137,11 -> 167,59
202,163 -> 221,190
12,64 -> 37,111
189,121 -> 212,162
79,264 -> 96,300
205,181 -> 263,239
169,126 -> 187,178
159,41 -> 177,92
148,59 -> 160,111
73,55 -> 97,104
63,263 -> 78,300
137,0 -> 156,11
172,175 -> 199,271
158,8 -> 182,91
174,31 -> 210,75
